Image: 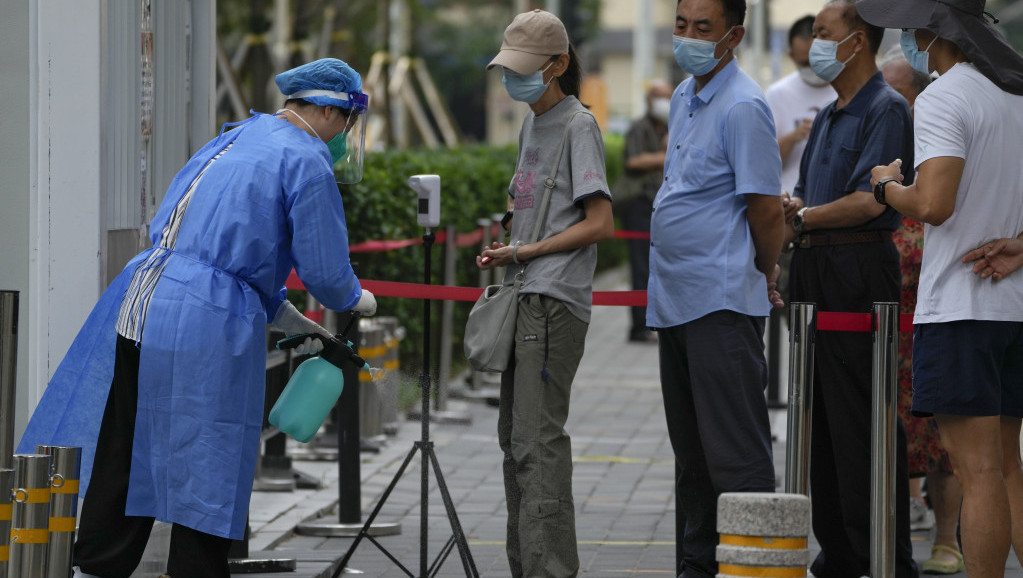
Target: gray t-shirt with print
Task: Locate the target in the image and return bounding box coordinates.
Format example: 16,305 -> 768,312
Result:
505,96 -> 610,323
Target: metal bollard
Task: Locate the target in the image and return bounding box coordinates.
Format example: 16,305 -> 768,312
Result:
716,492 -> 811,578
871,302 -> 899,578
1,291 -> 19,470
377,317 -> 403,436
358,319 -> 385,442
35,446 -> 80,578
785,303 -> 816,496
10,454 -> 52,578
1,468 -> 14,578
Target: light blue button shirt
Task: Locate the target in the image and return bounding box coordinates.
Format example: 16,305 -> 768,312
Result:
647,60 -> 782,329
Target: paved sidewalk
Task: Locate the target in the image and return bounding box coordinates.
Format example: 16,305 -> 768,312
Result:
225,266 -> 1020,578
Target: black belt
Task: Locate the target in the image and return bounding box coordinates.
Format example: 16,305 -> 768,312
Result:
794,230 -> 890,249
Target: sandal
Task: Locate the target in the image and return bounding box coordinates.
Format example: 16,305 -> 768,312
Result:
921,544 -> 965,574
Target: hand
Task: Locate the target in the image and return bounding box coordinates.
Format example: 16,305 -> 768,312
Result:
962,238 -> 1023,281
353,289 -> 377,316
791,119 -> 813,143
766,264 -> 784,308
781,192 -> 804,223
272,300 -> 332,339
294,336 -> 324,356
477,241 -> 511,269
869,159 -> 904,189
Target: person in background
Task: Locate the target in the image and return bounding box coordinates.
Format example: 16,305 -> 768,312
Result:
766,14 -> 837,198
880,48 -> 965,575
481,9 -> 614,577
18,58 -> 378,578
617,78 -> 671,343
785,1 -> 918,576
861,0 -> 1023,574
647,0 -> 784,575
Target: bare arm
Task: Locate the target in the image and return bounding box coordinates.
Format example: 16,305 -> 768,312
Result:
478,195 -> 614,268
625,151 -> 667,172
746,193 -> 785,277
870,156 -> 964,226
799,191 -> 887,231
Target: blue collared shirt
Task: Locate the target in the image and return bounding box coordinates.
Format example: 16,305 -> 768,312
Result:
647,60 -> 782,329
794,71 -> 913,232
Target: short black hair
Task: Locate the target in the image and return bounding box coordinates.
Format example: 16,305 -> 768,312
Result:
788,15 -> 815,46
677,0 -> 747,28
827,0 -> 884,54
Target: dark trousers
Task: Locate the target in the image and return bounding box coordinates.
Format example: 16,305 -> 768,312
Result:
622,198 -> 653,338
790,242 -> 918,578
74,335 -> 232,578
658,310 -> 776,578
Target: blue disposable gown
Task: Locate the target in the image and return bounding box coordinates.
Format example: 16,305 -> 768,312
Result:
18,113 -> 362,539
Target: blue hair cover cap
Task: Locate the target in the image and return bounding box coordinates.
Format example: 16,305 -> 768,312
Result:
274,58 -> 365,110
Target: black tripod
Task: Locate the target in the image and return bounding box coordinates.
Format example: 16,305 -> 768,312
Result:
336,230 -> 478,578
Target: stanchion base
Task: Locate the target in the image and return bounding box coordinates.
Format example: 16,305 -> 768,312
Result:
431,409 -> 473,425
252,476 -> 295,492
290,447 -> 339,461
294,468 -> 323,490
227,557 -> 297,573
296,520 -> 402,537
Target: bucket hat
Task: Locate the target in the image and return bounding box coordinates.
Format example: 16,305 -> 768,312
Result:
487,9 -> 569,75
856,0 -> 1023,94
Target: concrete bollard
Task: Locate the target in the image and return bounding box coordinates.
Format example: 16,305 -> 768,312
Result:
716,493 -> 810,578
35,446 -> 80,578
1,468 -> 13,578
10,454 -> 52,578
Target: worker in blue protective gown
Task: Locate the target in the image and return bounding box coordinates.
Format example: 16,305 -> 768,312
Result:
17,58 -> 377,578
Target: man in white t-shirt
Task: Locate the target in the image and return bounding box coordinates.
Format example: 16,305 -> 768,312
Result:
765,15 -> 837,196
860,0 -> 1023,575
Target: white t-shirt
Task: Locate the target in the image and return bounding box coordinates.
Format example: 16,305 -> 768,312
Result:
914,63 -> 1023,323
765,71 -> 836,194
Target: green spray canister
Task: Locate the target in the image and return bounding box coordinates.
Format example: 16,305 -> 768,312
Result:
269,333 -> 368,443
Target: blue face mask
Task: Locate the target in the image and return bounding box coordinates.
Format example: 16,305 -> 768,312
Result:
672,27 -> 734,76
502,62 -> 555,104
808,33 -> 856,83
901,29 -> 938,75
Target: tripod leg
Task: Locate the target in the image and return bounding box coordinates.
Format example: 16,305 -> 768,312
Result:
336,443 -> 421,575
428,535 -> 457,578
427,447 -> 480,577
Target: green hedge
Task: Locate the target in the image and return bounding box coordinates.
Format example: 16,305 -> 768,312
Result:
311,139 -> 626,378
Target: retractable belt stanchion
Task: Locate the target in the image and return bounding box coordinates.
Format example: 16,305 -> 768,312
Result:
10,454 -> 52,578
870,302 -> 899,578
35,446 -> 80,578
1,291 -> 19,470
785,303 -> 816,495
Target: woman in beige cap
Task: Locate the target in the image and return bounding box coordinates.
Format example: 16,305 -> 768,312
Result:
477,9 -> 614,578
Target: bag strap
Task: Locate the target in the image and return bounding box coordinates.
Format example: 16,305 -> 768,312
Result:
527,109 -> 596,245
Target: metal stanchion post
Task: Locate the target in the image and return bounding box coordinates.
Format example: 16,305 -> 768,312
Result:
785,302 -> 816,496
435,225 -> 470,424
10,454 -> 52,578
871,302 -> 899,578
1,291 -> 19,470
35,446 -> 80,578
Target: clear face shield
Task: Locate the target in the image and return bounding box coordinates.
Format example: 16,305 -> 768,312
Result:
334,91 -> 369,184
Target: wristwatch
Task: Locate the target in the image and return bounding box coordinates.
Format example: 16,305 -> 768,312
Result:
874,177 -> 898,206
792,207 -> 808,236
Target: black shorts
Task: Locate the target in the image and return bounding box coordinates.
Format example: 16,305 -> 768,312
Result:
912,320 -> 1023,417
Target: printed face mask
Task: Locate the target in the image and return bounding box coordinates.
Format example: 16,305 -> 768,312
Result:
901,29 -> 938,75
672,27 -> 734,76
808,33 -> 856,83
502,61 -> 555,104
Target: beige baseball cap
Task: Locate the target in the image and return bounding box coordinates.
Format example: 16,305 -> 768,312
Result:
487,9 -> 569,75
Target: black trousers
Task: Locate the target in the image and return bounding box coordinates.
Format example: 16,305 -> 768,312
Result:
658,310 -> 776,578
790,242 -> 919,578
622,197 -> 653,337
73,335 -> 232,578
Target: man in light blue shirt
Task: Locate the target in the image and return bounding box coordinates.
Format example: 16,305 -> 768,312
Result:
647,0 -> 784,576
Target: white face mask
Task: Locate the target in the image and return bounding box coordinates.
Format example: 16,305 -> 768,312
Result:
797,65 -> 830,87
650,97 -> 671,122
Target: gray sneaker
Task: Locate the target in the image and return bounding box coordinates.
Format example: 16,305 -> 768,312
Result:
910,497 -> 935,531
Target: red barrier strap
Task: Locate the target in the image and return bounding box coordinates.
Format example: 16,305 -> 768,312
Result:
613,230 -> 651,240
286,271 -> 914,330
348,224 -> 505,254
